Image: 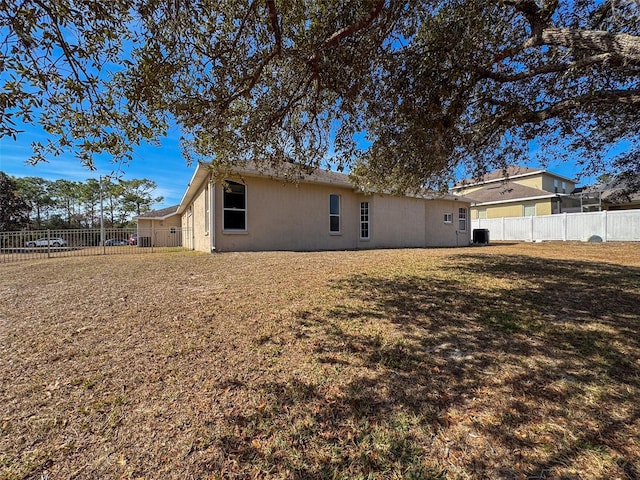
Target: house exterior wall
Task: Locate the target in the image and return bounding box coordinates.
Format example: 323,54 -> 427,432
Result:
186,183 -> 211,252
458,170 -> 575,220
481,204 -> 524,219
471,199 -> 553,219
183,173 -> 470,252
180,208 -> 194,250
541,175 -> 575,193
455,184 -> 484,195
363,194 -> 426,248
479,173 -> 575,194
456,174 -> 545,195
137,219 -> 153,240
536,200 -> 553,216
514,174 -> 543,190
541,175 -> 557,192
424,199 -> 471,247
455,173 -> 575,196
137,216 -> 182,247
212,176 -> 356,251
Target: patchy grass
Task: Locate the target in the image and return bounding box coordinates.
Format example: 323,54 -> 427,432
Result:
0,242 -> 639,479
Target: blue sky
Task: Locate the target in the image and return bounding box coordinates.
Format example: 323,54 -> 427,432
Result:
0,124 -> 196,209
1,120 -> 601,209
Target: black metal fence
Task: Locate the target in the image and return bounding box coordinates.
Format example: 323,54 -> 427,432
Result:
0,228 -> 192,264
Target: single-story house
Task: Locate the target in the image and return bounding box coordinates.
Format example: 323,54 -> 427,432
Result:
174,162 -> 472,252
451,166 -> 579,219
134,205 -> 182,247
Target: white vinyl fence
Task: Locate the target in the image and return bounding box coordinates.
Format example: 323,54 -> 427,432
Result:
471,209 -> 640,242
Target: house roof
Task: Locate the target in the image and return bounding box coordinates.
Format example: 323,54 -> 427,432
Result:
234,161 -> 354,188
177,161 -> 468,213
453,165 -> 575,189
134,205 -> 180,220
602,189 -> 640,204
578,179 -> 640,205
462,182 -> 559,206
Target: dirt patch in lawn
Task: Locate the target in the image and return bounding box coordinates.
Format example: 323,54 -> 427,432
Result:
1,242 -> 639,479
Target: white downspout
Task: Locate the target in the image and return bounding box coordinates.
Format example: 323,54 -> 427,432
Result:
210,182 -> 216,252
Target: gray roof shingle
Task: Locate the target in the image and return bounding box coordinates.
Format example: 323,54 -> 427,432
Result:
454,166 -> 542,188
135,205 -> 180,219
462,182 -> 556,204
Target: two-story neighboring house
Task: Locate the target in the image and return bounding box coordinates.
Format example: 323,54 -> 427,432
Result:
451,166 -> 578,219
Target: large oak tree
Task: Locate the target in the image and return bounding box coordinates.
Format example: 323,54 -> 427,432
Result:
2,0 -> 639,191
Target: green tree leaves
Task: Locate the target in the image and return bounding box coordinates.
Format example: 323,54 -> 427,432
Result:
6,174 -> 162,229
0,172 -> 30,231
2,1 -> 639,190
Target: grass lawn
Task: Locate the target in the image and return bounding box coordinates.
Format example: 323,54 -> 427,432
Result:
1,242 -> 639,479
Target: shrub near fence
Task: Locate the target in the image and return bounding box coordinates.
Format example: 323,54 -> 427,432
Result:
472,209 -> 640,242
0,228 -> 191,263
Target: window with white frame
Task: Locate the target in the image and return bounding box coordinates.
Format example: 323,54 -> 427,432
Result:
329,194 -> 341,233
524,204 -> 535,217
458,208 -> 467,231
562,181 -> 567,193
223,181 -> 246,230
444,213 -> 453,224
360,201 -> 370,240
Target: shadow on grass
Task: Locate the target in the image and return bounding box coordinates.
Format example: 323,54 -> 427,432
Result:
211,254 -> 640,478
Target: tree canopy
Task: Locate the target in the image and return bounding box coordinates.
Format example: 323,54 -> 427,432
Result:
0,172 -> 30,231
7,174 -> 163,229
2,0 -> 639,191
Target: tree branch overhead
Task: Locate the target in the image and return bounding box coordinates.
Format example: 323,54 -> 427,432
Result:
1,0 -> 639,191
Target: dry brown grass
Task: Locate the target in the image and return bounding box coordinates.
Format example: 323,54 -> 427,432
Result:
1,242 -> 639,479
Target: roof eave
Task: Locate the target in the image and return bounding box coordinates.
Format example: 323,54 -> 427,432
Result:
230,166 -> 354,190
470,193 -> 562,206
452,169 -> 576,190
134,212 -> 179,221
177,162 -> 211,214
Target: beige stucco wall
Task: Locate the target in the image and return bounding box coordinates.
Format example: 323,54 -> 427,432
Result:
212,176 -> 354,251
457,173 -> 575,197
541,175 -> 575,194
513,174 -> 543,190
471,199 -> 554,219
454,184 -> 484,195
364,194 -> 426,248
536,200 -> 553,216
184,174 -> 470,252
137,215 -> 182,247
481,204 -> 524,218
180,208 -> 194,250
182,182 -> 212,252
456,174 -> 544,195
424,199 -> 471,247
